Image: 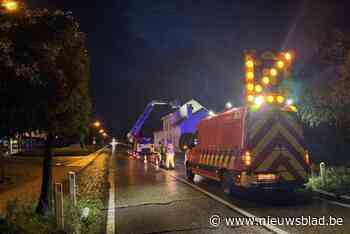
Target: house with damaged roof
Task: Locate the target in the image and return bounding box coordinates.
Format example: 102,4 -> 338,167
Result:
153,99 -> 208,152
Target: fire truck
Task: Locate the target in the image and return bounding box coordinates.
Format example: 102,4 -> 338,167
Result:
185,51 -> 310,193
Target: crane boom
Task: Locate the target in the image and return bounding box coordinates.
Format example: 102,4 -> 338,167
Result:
127,100 -> 177,142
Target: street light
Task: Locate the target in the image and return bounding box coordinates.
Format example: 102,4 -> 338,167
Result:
93,121 -> 101,128
208,110 -> 215,117
225,102 -> 232,109
1,0 -> 19,12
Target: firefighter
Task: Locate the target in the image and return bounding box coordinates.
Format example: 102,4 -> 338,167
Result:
110,138 -> 117,154
165,140 -> 175,170
159,141 -> 165,167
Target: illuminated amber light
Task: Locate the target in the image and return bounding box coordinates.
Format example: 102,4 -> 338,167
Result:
1,0 -> 18,11
246,60 -> 254,68
305,151 -> 310,165
284,52 -> 292,61
270,68 -> 278,76
277,60 -> 284,69
262,76 -> 270,85
93,121 -> 101,127
267,95 -> 274,103
244,151 -> 251,166
255,85 -> 262,93
246,83 -> 254,91
277,96 -> 285,103
257,173 -> 277,181
247,95 -> 254,102
246,71 -> 254,80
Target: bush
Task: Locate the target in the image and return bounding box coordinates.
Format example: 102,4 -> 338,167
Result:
306,168 -> 350,194
63,198 -> 104,234
77,199 -> 104,234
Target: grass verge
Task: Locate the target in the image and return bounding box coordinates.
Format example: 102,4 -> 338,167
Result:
306,167 -> 350,195
0,198 -> 105,234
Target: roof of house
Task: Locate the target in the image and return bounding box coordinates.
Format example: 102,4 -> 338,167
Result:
172,108 -> 208,126
161,99 -> 207,120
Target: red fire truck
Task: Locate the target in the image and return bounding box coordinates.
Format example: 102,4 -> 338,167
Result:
185,105 -> 310,193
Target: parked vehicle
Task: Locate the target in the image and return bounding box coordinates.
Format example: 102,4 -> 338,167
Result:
185,106 -> 310,193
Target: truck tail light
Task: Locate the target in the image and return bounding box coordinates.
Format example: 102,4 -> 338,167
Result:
243,151 -> 251,166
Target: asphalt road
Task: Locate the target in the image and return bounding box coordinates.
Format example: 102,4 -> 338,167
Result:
168,154 -> 350,234
114,149 -> 350,234
114,150 -> 271,234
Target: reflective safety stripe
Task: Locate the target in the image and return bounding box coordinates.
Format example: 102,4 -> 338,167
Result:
218,154 -> 225,168
214,154 -> 220,167
222,155 -> 230,168
199,153 -> 205,164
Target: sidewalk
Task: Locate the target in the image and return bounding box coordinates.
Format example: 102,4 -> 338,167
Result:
0,147 -> 107,215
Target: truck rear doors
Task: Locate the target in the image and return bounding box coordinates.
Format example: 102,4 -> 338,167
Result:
246,107 -> 309,184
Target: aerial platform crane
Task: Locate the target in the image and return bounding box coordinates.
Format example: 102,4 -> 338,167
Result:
127,100 -> 179,153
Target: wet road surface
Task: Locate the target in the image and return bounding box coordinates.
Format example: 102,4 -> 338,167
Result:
114,150 -> 271,234
113,149 -> 350,234
166,154 -> 350,234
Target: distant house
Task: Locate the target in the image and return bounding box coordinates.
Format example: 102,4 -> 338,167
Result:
154,99 -> 208,152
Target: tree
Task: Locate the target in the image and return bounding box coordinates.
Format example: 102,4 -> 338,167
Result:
298,30 -> 350,162
0,9 -> 91,214
299,31 -> 350,126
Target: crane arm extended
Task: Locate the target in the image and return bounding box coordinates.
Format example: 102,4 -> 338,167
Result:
127,100 -> 176,142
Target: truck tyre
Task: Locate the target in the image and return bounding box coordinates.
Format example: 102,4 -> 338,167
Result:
222,171 -> 234,195
186,163 -> 194,182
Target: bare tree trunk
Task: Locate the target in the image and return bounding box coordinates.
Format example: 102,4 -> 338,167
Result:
36,133 -> 54,215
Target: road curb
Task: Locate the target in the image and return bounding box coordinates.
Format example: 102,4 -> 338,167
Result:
313,188 -> 350,205
106,151 -> 116,234
77,146 -> 108,169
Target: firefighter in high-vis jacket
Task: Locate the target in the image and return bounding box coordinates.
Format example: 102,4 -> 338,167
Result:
165,141 -> 175,170
158,141 -> 165,167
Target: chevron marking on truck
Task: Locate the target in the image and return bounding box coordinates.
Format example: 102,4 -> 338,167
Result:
251,133 -> 307,171
248,114 -> 308,180
257,149 -> 306,175
269,155 -> 305,181
249,111 -> 275,140
251,123 -> 305,158
280,112 -> 303,137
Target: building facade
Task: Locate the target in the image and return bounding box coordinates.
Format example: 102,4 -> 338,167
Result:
154,99 -> 208,152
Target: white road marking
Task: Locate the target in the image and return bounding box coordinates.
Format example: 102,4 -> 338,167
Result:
314,197 -> 350,209
106,152 -> 116,234
147,162 -> 288,234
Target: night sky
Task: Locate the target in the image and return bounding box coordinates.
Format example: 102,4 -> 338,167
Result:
26,0 -> 347,138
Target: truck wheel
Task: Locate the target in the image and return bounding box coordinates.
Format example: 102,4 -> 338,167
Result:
222,172 -> 234,195
186,164 -> 194,182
